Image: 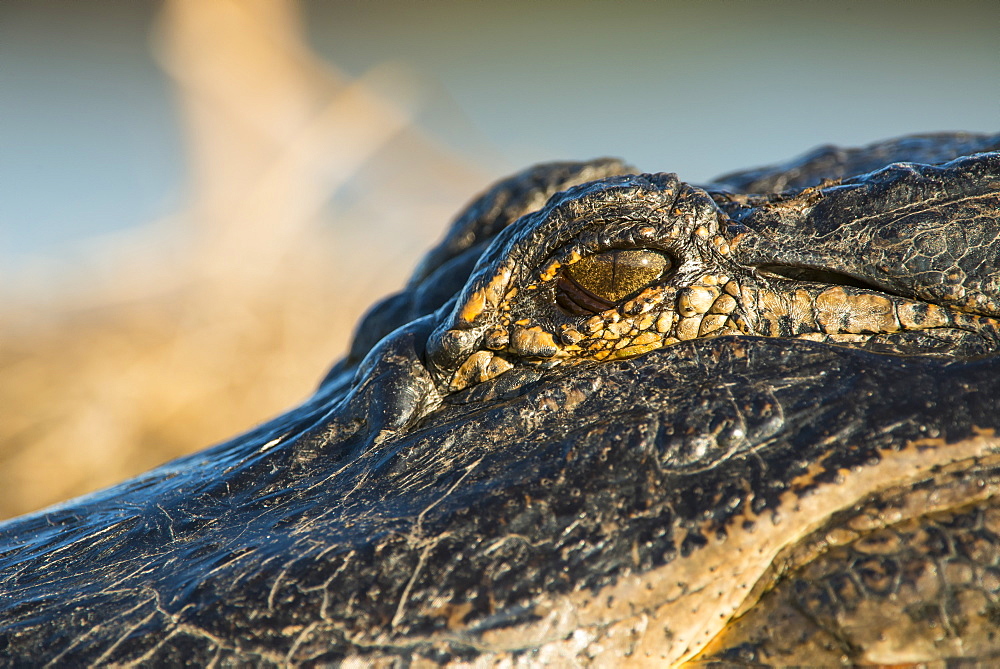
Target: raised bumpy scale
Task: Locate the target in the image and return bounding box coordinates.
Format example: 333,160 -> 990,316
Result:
1,132 -> 1000,667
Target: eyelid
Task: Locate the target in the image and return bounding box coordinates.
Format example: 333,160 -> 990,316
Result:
566,249 -> 671,301
558,249 -> 673,314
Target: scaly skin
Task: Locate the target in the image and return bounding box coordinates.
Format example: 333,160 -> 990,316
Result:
428,153 -> 1000,394
0,133 -> 999,667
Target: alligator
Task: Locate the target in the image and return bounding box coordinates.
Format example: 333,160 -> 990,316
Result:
1,132 -> 999,667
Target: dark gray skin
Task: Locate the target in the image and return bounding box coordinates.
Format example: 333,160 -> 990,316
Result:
0,133 -> 999,667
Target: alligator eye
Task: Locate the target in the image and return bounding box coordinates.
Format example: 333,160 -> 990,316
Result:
565,249 -> 671,302
557,249 -> 672,315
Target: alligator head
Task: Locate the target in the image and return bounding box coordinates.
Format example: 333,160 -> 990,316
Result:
330,148 -> 1000,451
1,134 -> 999,666
424,155 -> 1000,396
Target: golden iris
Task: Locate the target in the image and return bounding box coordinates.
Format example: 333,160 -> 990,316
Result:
565,249 -> 670,302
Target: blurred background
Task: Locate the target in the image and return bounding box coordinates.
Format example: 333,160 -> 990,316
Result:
1,0 -> 997,519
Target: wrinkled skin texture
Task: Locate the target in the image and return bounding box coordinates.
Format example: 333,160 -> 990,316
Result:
1,132 -> 1000,667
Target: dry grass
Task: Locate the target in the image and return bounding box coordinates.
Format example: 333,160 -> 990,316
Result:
0,0 -> 497,519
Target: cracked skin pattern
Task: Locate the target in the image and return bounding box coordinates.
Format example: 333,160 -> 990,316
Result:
0,133 -> 1000,667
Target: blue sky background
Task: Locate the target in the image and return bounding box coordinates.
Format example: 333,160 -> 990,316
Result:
1,0 -> 997,260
